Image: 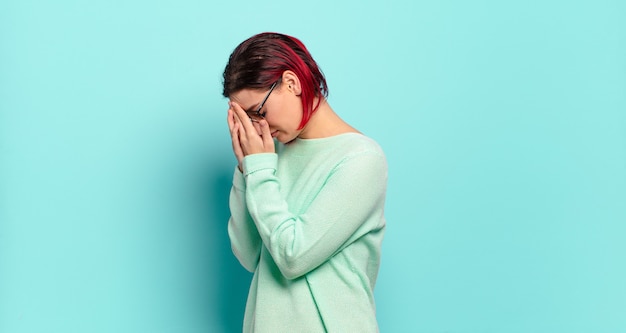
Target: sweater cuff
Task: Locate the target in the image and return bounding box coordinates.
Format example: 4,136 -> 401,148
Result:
232,166 -> 246,191
243,153 -> 278,176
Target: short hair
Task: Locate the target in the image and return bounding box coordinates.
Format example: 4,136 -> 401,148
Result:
222,32 -> 328,129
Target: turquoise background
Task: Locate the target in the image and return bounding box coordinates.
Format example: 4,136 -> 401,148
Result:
1,0 -> 625,332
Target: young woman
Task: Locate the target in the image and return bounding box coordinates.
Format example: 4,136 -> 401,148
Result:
223,32 -> 388,332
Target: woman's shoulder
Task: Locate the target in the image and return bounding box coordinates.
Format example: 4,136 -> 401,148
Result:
278,132 -> 386,162
326,133 -> 387,176
296,132 -> 381,148
331,132 -> 385,156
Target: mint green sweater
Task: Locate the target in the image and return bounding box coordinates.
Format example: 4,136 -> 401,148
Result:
228,133 -> 388,333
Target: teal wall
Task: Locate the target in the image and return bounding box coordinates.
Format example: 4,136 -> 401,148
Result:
1,0 -> 625,332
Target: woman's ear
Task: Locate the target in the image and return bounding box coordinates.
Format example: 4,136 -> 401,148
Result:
281,70 -> 302,96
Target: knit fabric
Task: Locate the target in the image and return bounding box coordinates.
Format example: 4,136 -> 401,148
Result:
228,133 -> 387,333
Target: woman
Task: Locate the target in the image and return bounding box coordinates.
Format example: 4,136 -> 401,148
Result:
223,32 -> 388,332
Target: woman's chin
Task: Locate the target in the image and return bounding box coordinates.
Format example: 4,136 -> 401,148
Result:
278,134 -> 297,144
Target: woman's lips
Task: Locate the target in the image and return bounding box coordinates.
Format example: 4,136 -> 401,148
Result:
271,131 -> 278,138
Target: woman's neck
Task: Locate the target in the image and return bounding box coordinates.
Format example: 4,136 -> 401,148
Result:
298,99 -> 360,139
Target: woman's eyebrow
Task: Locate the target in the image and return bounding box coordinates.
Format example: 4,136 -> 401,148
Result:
244,103 -> 260,113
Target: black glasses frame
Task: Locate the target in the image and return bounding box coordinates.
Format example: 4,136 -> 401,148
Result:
246,80 -> 279,121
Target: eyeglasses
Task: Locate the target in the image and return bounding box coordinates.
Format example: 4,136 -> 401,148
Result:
245,81 -> 278,122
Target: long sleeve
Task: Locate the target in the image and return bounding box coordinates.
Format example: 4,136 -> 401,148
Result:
242,150 -> 387,280
227,167 -> 262,272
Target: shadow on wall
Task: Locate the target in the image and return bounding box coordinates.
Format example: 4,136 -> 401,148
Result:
207,165 -> 251,332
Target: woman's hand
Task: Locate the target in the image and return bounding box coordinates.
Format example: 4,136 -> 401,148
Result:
227,101 -> 275,171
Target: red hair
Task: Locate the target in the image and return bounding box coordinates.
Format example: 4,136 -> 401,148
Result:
222,32 -> 328,129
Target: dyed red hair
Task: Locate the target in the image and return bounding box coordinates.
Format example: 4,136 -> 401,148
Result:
222,32 -> 328,129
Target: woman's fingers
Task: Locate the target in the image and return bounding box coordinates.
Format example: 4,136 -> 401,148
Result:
259,119 -> 274,150
227,107 -> 245,168
230,101 -> 255,135
227,108 -> 236,132
252,121 -> 262,136
231,123 -> 244,163
228,101 -> 274,155
233,108 -> 248,139
230,103 -> 251,149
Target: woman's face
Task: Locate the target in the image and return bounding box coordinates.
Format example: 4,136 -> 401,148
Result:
230,83 -> 304,144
